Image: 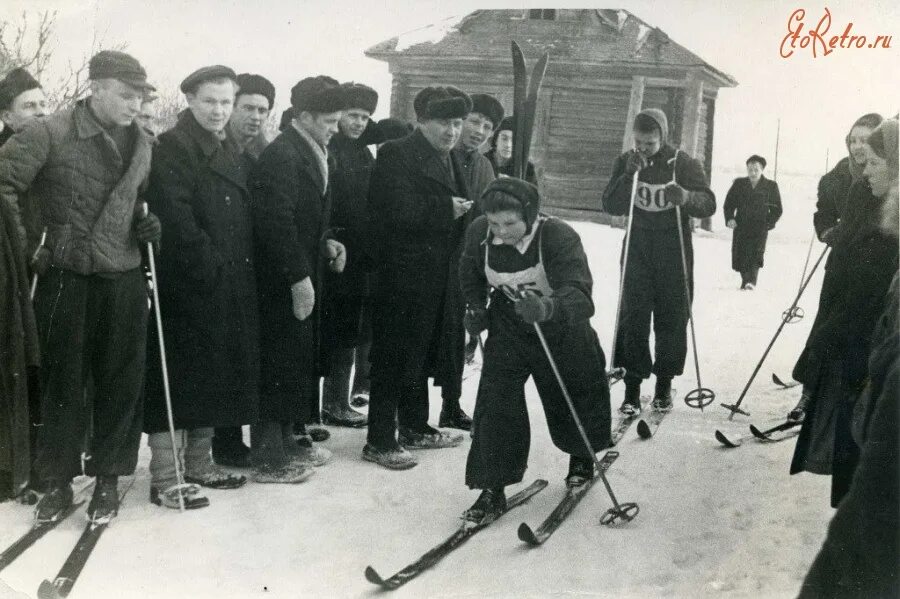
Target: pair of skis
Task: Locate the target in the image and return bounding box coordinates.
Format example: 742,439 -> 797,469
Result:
366,451 -> 621,591
610,392 -> 678,444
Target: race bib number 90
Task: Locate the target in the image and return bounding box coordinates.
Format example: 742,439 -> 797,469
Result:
635,182 -> 673,213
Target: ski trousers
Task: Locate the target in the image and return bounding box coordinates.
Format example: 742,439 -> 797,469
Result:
465,312 -> 611,489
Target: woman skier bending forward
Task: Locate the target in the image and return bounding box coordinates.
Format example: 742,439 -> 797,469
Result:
459,177 -> 612,523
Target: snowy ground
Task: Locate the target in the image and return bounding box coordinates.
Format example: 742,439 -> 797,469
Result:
0,173 -> 838,599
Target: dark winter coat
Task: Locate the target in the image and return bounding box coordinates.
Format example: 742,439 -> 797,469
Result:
0,125 -> 13,147
367,129 -> 471,397
324,130 -> 374,299
0,189 -> 40,499
723,176 -> 782,271
814,157 -> 856,241
250,125 -> 334,421
485,148 -> 537,186
0,99 -> 153,274
790,180 -> 898,502
321,130 -> 376,348
798,274 -> 898,599
453,145 -> 496,203
143,111 -> 259,432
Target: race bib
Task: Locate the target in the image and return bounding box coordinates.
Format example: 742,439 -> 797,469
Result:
634,182 -> 673,213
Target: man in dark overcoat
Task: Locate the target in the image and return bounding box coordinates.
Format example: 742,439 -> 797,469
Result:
250,76 -> 347,483
320,82 -> 378,428
211,73 -> 275,469
444,92 -> 502,430
143,66 -> 256,509
364,86 -> 473,470
723,154 -> 782,289
0,51 -> 160,523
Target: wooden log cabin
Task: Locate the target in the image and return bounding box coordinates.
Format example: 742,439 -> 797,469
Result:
365,9 -> 738,224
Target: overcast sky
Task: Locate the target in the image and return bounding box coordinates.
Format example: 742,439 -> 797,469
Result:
5,0 -> 899,175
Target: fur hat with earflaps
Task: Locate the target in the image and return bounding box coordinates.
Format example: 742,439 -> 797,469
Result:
413,86 -> 471,121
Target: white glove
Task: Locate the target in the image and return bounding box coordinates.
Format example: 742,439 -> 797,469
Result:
325,239 -> 346,273
291,277 -> 315,321
726,219 -> 737,229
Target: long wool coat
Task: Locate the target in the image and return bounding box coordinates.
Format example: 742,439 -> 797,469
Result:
790,181 -> 898,505
321,129 -> 375,348
367,129 -> 472,398
143,111 -> 259,432
250,125 -> 333,422
723,176 -> 782,272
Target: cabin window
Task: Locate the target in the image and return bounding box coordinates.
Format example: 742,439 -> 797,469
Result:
527,9 -> 557,21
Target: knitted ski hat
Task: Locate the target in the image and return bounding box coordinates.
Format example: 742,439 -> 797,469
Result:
481,177 -> 541,234
868,118 -> 898,173
0,68 -> 41,110
634,108 -> 669,146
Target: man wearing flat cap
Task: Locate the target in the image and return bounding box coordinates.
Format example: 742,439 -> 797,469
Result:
364,85 -> 474,469
210,72 -> 276,470
0,67 -> 48,147
319,82 -> 379,429
0,50 -> 160,524
142,65 -> 260,508
250,75 -> 347,483
447,92 -> 504,430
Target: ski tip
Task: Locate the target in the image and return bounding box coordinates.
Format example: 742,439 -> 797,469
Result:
749,424 -> 770,441
517,522 -> 540,546
714,430 -> 741,448
364,566 -> 387,587
636,420 -> 652,439
37,580 -> 61,599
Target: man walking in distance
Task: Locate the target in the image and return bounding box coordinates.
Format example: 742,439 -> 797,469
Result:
0,50 -> 160,523
364,86 -> 473,469
320,82 -> 378,428
212,72 -> 276,469
601,109 -> 716,415
250,76 -> 347,483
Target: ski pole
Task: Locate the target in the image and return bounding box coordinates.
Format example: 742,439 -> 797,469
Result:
530,317 -> 638,525
721,245 -> 830,419
670,152 -> 714,410
29,228 -> 48,300
607,168 -> 640,386
142,203 -> 186,512
783,232 -> 816,324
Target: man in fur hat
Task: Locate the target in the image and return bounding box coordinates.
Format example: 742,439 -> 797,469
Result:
0,67 -> 47,147
249,75 -> 347,483
320,82 -> 378,428
227,73 -> 275,160
601,108 -> 716,416
364,85 -> 473,469
0,50 -> 160,524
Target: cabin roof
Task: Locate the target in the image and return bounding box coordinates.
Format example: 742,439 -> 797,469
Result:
366,9 -> 738,88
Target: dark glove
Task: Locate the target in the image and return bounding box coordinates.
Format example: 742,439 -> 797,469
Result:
514,293 -> 555,324
624,151 -> 647,175
664,182 -> 687,206
464,307 -> 488,336
135,212 -> 162,244
30,246 -> 52,276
